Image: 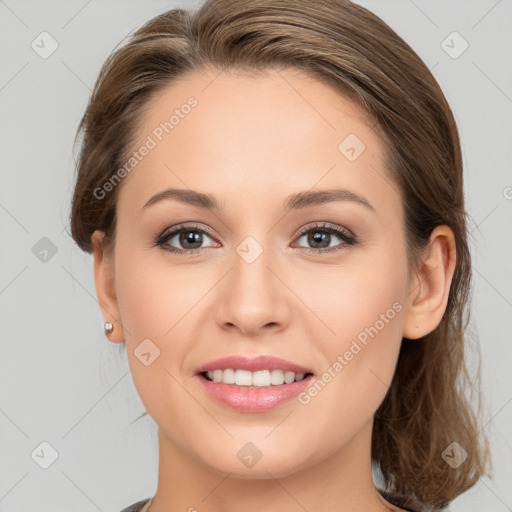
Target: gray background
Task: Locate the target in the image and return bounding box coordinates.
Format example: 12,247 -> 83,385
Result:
0,0 -> 511,510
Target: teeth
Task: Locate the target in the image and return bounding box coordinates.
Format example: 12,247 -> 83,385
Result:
222,368 -> 235,384
205,369 -> 308,386
235,369 -> 253,386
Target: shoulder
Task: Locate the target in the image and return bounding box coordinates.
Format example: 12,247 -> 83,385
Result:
378,488 -> 445,512
118,497 -> 152,512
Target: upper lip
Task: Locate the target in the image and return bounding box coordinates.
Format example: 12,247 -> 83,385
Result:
196,355 -> 313,375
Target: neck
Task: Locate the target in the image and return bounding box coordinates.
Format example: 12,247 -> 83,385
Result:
147,420 -> 396,512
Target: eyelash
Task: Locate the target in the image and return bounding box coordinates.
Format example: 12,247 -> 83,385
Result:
153,222 -> 357,255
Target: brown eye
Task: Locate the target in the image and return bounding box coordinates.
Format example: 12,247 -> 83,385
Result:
293,223 -> 357,254
154,224 -> 219,254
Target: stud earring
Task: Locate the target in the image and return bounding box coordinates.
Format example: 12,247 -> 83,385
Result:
104,322 -> 114,336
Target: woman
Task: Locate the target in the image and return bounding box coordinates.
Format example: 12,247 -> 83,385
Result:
69,0 -> 490,510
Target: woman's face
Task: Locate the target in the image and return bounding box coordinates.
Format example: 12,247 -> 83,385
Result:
100,66 -> 414,477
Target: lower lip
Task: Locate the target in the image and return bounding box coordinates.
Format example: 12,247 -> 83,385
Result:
197,373 -> 314,412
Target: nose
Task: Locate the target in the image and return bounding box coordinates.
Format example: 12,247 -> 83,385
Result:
214,240 -> 290,337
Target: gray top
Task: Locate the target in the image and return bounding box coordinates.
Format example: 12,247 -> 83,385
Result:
118,490 -> 443,512
119,498 -> 150,512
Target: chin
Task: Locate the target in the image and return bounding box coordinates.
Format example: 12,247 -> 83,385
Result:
200,446 -> 313,480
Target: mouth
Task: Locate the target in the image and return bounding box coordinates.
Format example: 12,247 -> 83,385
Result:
194,355 -> 315,412
196,366 -> 315,413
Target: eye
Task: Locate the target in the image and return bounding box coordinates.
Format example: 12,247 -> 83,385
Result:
292,222 -> 357,254
153,221 -> 357,255
153,224 -> 219,254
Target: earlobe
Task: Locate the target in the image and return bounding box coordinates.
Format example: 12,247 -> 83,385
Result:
91,230 -> 124,343
402,225 -> 457,340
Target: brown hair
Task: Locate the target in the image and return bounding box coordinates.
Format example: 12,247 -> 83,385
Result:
69,0 -> 490,507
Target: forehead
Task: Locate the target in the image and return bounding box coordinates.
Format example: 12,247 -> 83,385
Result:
117,66 -> 400,220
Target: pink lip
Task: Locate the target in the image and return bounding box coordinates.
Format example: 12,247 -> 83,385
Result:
196,355 -> 313,374
195,355 -> 314,413
197,374 -> 314,412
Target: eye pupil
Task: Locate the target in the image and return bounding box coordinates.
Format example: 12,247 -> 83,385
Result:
309,231 -> 330,248
181,230 -> 202,249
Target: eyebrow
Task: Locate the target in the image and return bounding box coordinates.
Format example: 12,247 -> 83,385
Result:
142,187 -> 375,213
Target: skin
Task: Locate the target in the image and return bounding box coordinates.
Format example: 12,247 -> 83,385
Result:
91,66 -> 456,512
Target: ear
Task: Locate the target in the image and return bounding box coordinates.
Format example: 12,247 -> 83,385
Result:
402,225 -> 457,340
91,230 -> 124,343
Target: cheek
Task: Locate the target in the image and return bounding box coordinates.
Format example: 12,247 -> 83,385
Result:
113,251 -> 197,430
115,247 -> 203,341
296,292 -> 404,454
313,247 -> 406,348
113,246 -> 218,398
304,246 -> 407,413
